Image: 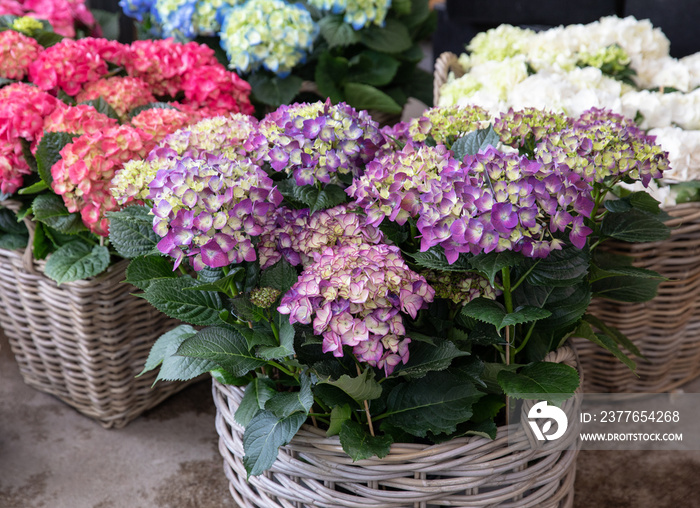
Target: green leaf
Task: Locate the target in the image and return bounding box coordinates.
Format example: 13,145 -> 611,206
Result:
32,223 -> 50,260
344,82 -> 402,114
257,313 -> 295,360
318,15 -> 360,48
127,102 -> 178,119
230,295 -> 267,322
327,404 -> 352,437
391,340 -> 470,378
235,378 -> 278,427
91,8 -> 120,40
384,371 -> 481,437
589,263 -> 664,283
315,53 -> 348,104
242,410 -> 306,477
0,77 -> 17,87
600,209 -> 670,243
360,18 -> 412,53
18,138 -> 37,173
184,267 -> 244,298
107,205 -> 160,259
583,313 -> 643,358
0,233 -> 28,250
249,73 -> 303,107
17,181 -> 48,195
237,323 -> 278,349
0,208 -> 26,235
468,250 -> 523,287
628,192 -> 662,214
31,194 -> 86,234
573,320 -> 636,371
124,255 -> 176,291
604,199 -> 631,213
461,298 -> 551,332
513,282 -> 591,338
391,0 -> 411,15
318,368 -> 381,405
497,362 -> 580,406
522,245 -> 589,287
408,247 -> 471,271
265,374 -> 314,418
177,326 -> 266,376
210,368 -> 250,386
43,241 -> 110,284
138,324 -> 217,383
78,97 -> 120,120
347,51 -> 400,87
143,277 -> 223,325
339,421 -> 393,461
260,259 -> 298,295
34,30 -> 63,48
402,0 -> 431,29
592,274 -> 661,302
289,183 -> 347,213
401,67 -> 433,106
451,125 -> 499,161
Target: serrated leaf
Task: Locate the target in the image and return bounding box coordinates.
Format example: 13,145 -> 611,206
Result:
468,250 -> 523,286
292,183 -> 347,213
318,14 -> 360,48
210,368 -> 250,386
384,371 -> 481,437
184,267 -> 244,298
0,208 -> 26,235
177,326 -> 266,376
78,97 -> 119,120
230,295 -> 267,322
237,323 -> 278,349
573,320 -> 636,371
32,223 -> 50,260
260,259 -> 298,295
591,274 -> 661,302
408,246 -> 471,271
257,312 -> 295,360
451,125 -> 499,161
35,132 -> 78,186
391,340 -> 470,378
243,410 -> 306,477
318,368 -> 381,405
107,205 -> 160,259
249,73 -> 303,107
583,313 -> 643,358
513,282 -> 591,337
600,209 -> 669,243
348,51 -> 400,87
0,233 -> 28,250
128,101 -> 178,119
43,241 -> 110,284
604,199 -> 632,213
235,378 -> 278,427
327,404 -> 352,437
124,255 -> 176,291
460,298 -> 551,332
522,245 -> 589,287
265,374 -> 313,418
589,263 -> 664,282
31,194 -> 86,234
497,362 -> 579,406
360,18 -> 412,53
344,82 -> 402,114
339,420 -> 393,461
628,192 -> 661,214
143,277 -> 223,325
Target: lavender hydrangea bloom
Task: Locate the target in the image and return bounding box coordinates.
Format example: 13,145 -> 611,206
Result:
278,243 -> 434,375
258,100 -> 385,187
148,153 -> 282,270
493,108 -> 573,149
409,105 -> 491,145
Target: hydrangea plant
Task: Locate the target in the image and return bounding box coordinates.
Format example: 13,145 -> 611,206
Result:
120,0 -> 436,114
110,101 -> 670,477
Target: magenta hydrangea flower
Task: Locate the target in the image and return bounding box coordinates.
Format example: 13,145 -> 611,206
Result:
148,153 -> 283,270
257,100 -> 385,186
278,243 -> 435,375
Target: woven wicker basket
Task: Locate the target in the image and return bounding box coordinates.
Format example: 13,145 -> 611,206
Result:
0,200 -> 188,428
213,346 -> 581,508
433,51 -> 463,106
575,202 -> 700,393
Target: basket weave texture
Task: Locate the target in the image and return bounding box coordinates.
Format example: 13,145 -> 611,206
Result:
577,202 -> 700,392
213,346 -> 581,508
0,202 -> 187,428
433,51 -> 463,106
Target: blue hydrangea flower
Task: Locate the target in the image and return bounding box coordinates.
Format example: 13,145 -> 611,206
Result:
119,0 -> 155,22
307,0 -> 391,30
153,0 -> 198,40
193,0 -> 241,36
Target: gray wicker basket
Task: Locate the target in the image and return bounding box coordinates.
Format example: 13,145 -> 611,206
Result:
213,347 -> 581,508
0,200 -> 189,428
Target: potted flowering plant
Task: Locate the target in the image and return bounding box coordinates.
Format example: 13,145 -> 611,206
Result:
0,24 -> 253,427
112,101 -> 669,504
119,0 -> 435,116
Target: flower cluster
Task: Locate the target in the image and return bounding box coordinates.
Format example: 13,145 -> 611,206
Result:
0,29 -> 42,80
258,204 -> 384,269
409,105 -> 491,145
422,270 -> 499,306
0,0 -> 99,38
75,77 -> 156,120
34,104 -> 119,150
51,125 -> 154,235
152,0 -> 198,39
307,0 -> 391,29
180,64 -> 254,115
129,107 -> 193,141
577,44 -> 632,75
147,154 -> 283,269
219,0 -> 318,75
493,108 -> 572,149
111,113 -> 260,204
278,243 -> 435,375
258,100 -> 384,186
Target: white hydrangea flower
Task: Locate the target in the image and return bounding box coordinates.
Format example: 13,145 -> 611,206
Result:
648,126 -> 700,182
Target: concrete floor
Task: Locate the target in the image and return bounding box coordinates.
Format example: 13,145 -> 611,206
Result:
3,327 -> 700,508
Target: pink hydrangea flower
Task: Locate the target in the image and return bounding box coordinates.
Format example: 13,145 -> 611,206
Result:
180,64 -> 254,116
20,0 -> 99,37
0,30 -> 42,80
75,77 -> 156,119
129,107 -> 194,142
34,104 -> 119,151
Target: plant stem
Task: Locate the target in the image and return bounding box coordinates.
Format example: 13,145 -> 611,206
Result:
356,364 -> 375,436
511,260 -> 541,292
515,320 -> 537,355
268,360 -> 293,377
501,267 -> 513,314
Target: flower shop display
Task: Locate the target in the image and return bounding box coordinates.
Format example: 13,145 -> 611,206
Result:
434,16 -> 700,393
111,101 -> 670,505
119,0 -> 436,118
0,23 -> 254,427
